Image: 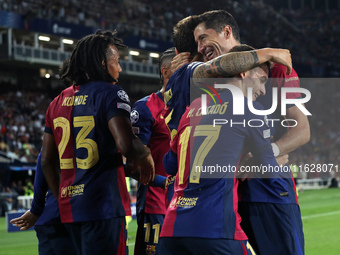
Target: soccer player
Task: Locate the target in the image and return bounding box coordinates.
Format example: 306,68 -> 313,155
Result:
172,10 -> 308,255
159,45 -> 287,254
10,152 -> 76,255
131,48 -> 175,255
41,30 -> 154,255
164,17 -> 292,139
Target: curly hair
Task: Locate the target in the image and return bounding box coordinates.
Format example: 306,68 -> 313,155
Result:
61,30 -> 127,85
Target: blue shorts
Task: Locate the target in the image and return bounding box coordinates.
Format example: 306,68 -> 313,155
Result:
35,223 -> 76,255
159,237 -> 256,255
238,202 -> 304,255
64,217 -> 128,255
135,213 -> 165,255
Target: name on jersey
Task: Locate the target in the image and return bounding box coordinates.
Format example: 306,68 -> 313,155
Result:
186,102 -> 229,118
62,95 -> 88,106
60,184 -> 84,198
170,196 -> 198,208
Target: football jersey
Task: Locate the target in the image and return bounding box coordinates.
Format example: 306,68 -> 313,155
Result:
131,91 -> 170,215
31,152 -> 60,225
161,90 -> 282,239
44,82 -> 131,223
240,64 -> 301,204
164,62 -> 202,139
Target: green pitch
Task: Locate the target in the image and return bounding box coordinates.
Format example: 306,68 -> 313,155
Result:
0,188 -> 339,255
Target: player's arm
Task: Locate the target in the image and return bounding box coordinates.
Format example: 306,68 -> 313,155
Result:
41,132 -> 60,199
108,116 -> 154,185
274,105 -> 310,156
193,48 -> 292,78
246,107 -> 290,176
10,153 -> 45,230
125,164 -> 167,188
163,150 -> 178,176
10,210 -> 39,231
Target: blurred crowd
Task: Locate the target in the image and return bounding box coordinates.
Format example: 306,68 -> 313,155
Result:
0,90 -> 50,163
289,80 -> 340,179
0,1 -> 338,182
1,0 -> 339,73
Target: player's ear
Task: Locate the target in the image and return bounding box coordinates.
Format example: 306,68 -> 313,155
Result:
223,25 -> 232,39
161,66 -> 170,79
175,48 -> 179,55
239,71 -> 247,78
101,60 -> 105,68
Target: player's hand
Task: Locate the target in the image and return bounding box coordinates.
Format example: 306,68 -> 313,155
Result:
135,149 -> 155,185
268,48 -> 292,75
276,154 -> 289,167
170,52 -> 192,74
164,175 -> 175,189
10,210 -> 39,231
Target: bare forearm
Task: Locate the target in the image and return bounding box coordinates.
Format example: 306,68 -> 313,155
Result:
275,106 -> 310,156
193,50 -> 259,78
41,163 -> 60,199
193,48 -> 292,78
275,125 -> 310,156
109,116 -> 150,160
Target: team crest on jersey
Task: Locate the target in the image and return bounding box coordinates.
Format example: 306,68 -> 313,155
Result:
130,110 -> 139,124
145,245 -> 156,255
60,187 -> 68,198
117,90 -> 130,102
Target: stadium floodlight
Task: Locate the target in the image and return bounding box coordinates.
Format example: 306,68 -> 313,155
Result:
38,36 -> 50,42
45,73 -> 51,79
129,50 -> 140,56
62,39 -> 74,45
150,53 -> 159,58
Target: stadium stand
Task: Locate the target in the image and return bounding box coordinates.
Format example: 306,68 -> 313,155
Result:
0,0 -> 339,211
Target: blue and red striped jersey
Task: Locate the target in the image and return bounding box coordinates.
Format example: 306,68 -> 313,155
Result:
240,64 -> 301,204
161,90 -> 282,239
44,82 -> 131,223
164,62 -> 202,138
131,91 -> 170,215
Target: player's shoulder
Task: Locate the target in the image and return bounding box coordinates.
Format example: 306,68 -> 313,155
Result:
131,94 -> 153,124
172,62 -> 202,78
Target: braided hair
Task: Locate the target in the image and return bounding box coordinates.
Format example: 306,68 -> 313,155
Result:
61,30 -> 127,85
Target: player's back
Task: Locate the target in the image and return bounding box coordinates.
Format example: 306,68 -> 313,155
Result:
162,91 -> 253,240
45,82 -> 131,223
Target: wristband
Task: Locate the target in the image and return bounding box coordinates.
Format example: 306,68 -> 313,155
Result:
153,175 -> 166,188
271,143 -> 280,157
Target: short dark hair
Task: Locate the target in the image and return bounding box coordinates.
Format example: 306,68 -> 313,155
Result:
198,10 -> 240,43
159,47 -> 176,84
229,44 -> 270,73
173,15 -> 200,56
61,30 -> 127,85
